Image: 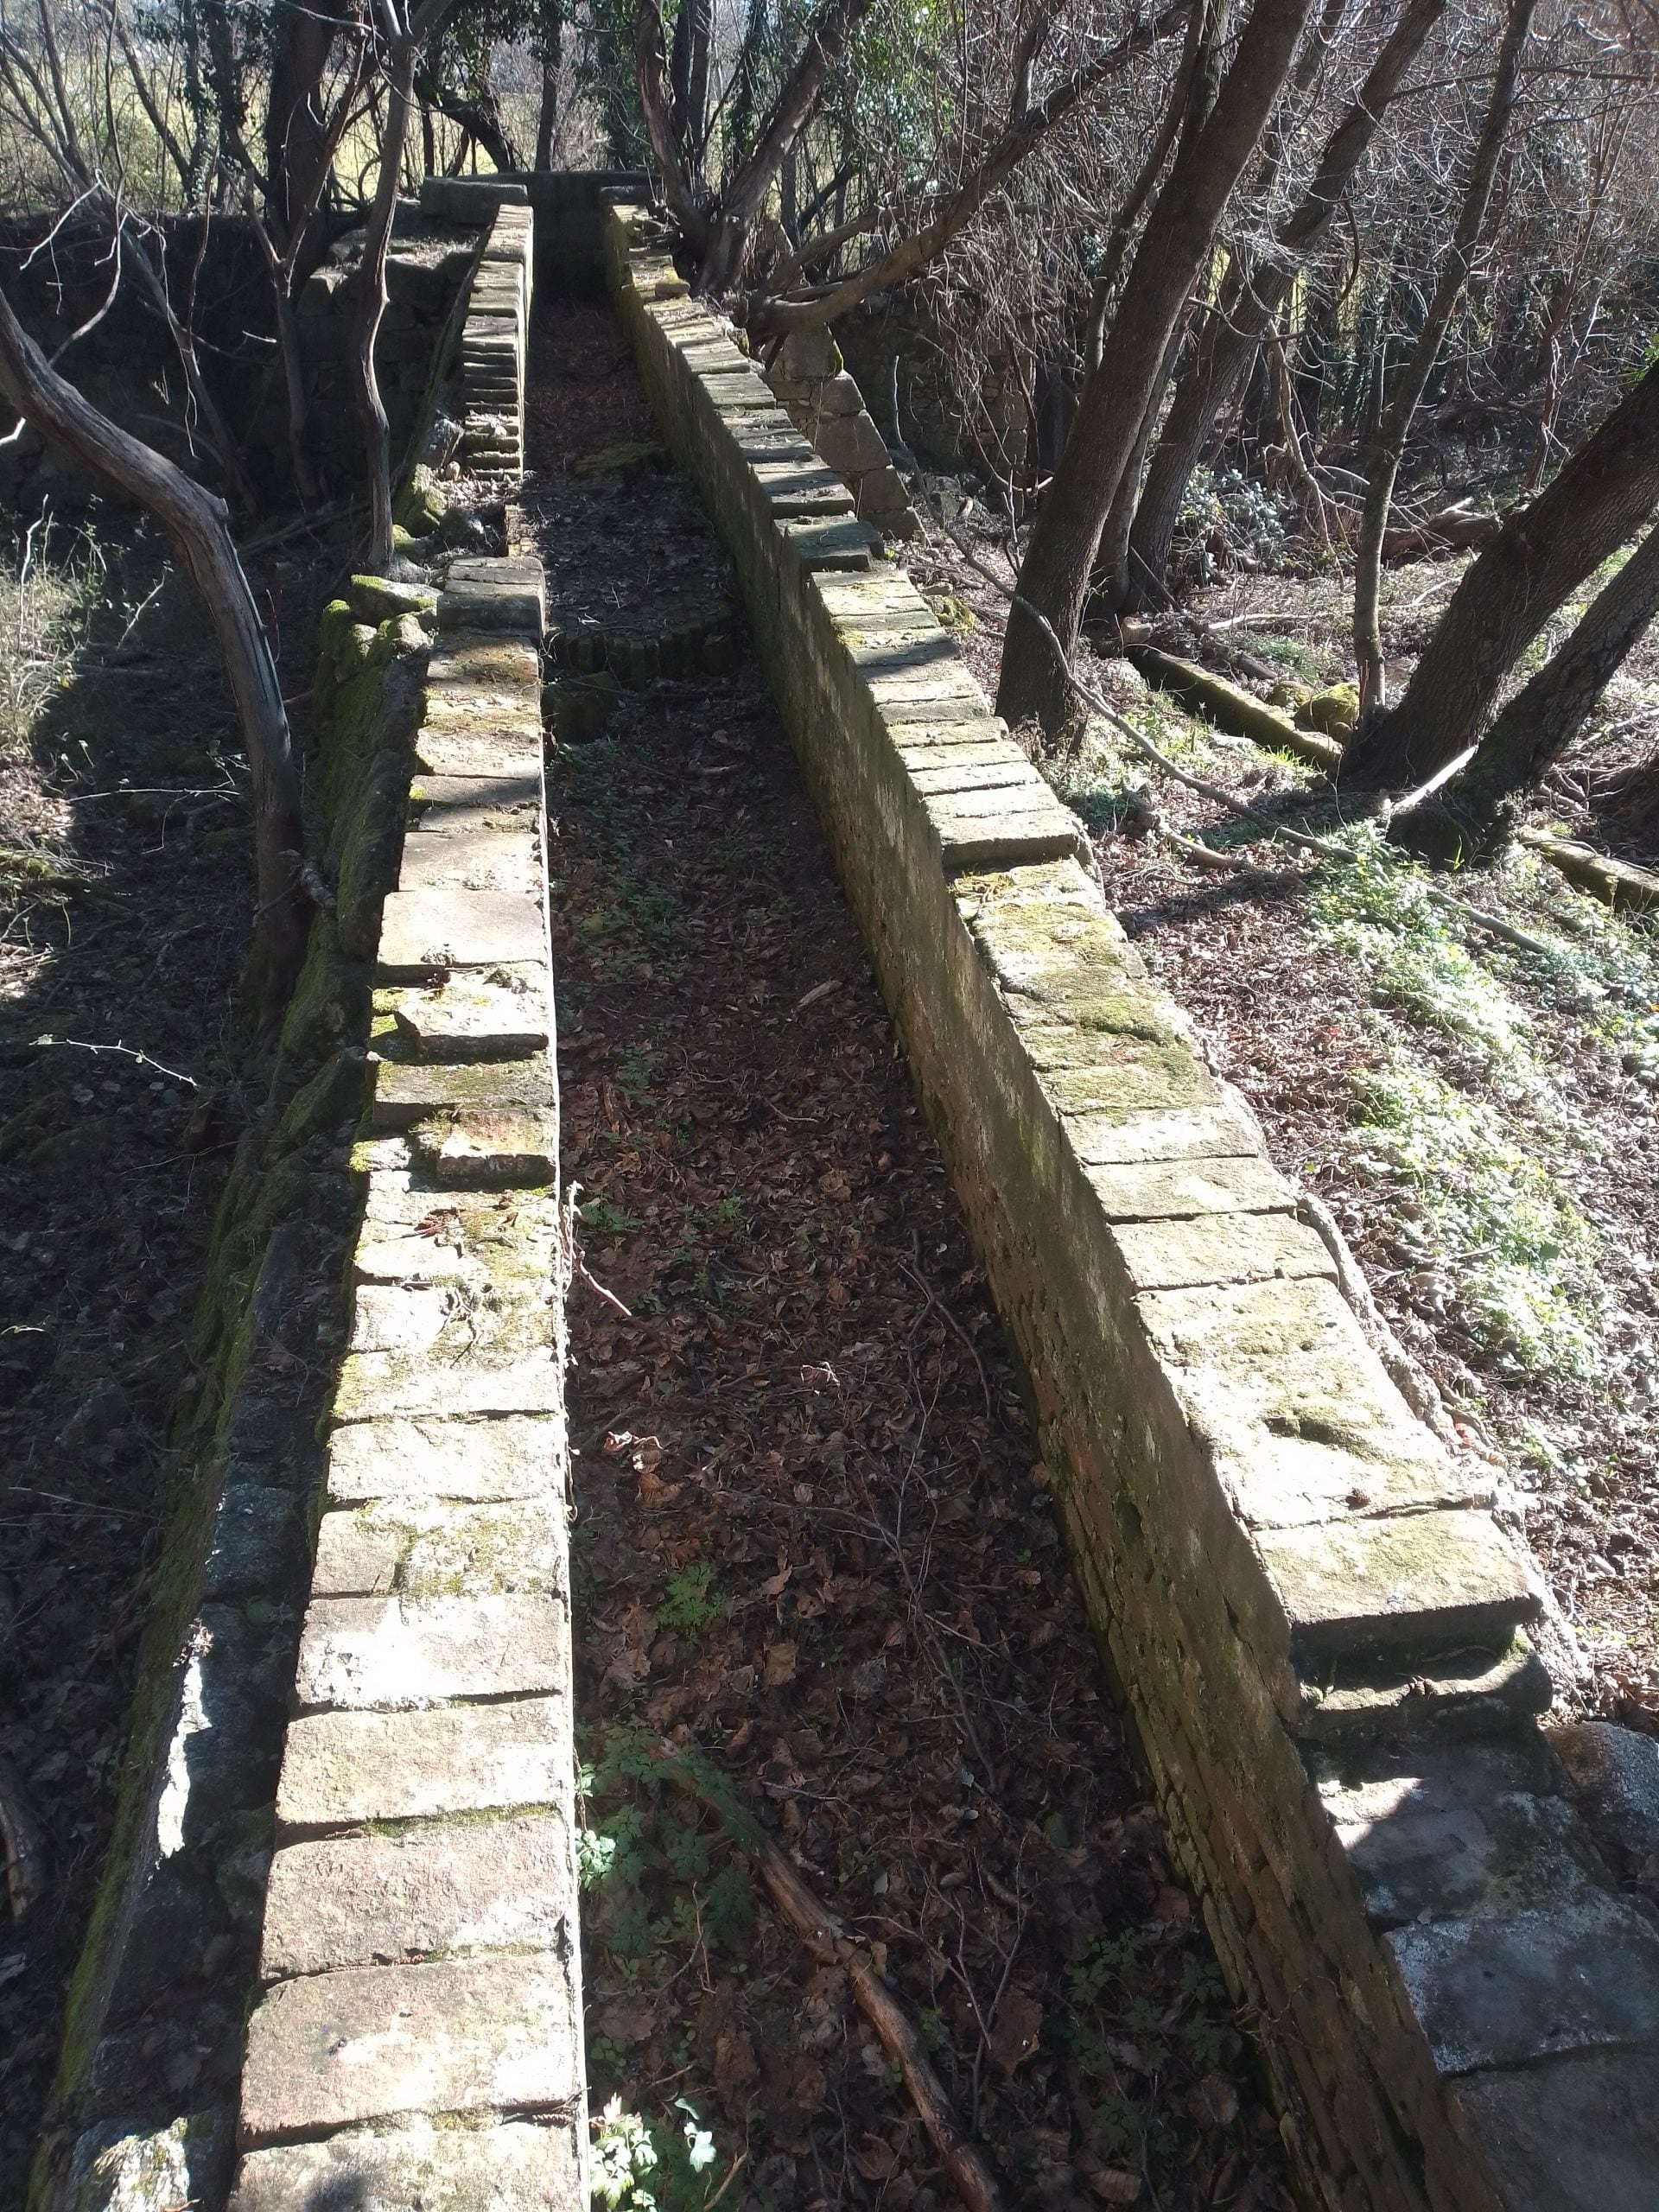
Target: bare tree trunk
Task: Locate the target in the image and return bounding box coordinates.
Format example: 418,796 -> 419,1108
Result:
356,30 -> 417,569
1351,0 -> 1535,717
534,10 -> 563,169
1341,359 -> 1659,789
1126,0 -> 1446,601
0,280 -> 308,1019
1397,522 -> 1659,859
998,0 -> 1317,738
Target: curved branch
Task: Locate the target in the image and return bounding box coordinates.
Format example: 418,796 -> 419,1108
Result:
747,1 -> 1192,334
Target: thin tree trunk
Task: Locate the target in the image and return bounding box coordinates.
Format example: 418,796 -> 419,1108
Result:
0,281 -> 308,1018
998,0 -> 1317,738
356,30 -> 418,570
1396,521 -> 1659,861
534,10 -> 563,169
1351,0 -> 1535,717
1127,0 -> 1446,601
1341,359 -> 1659,789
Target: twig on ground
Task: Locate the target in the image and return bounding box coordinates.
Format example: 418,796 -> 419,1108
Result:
1292,1191 -> 1459,1449
658,1746 -> 1005,2212
31,1033 -> 198,1087
902,1239 -> 994,1421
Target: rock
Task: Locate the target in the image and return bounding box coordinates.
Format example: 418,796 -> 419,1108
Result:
1549,1722 -> 1659,1864
1297,682 -> 1360,738
778,327 -> 842,381
67,2110 -> 232,2212
350,575 -> 438,626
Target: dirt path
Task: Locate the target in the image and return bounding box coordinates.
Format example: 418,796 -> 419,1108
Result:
525,305 -> 1290,2211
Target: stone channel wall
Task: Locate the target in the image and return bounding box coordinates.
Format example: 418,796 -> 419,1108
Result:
601,200 -> 1659,2212
36,202 -> 583,2212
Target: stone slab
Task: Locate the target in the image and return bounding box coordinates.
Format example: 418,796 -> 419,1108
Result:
372,1056 -> 556,1131
261,1813 -> 575,1979
1138,1276 -> 1475,1531
408,772 -> 543,834
1255,1508 -> 1537,1654
378,887 -> 546,979
440,560 -> 545,636
925,789 -> 1083,868
1336,1788 -> 1596,1929
277,1696 -> 571,1829
1112,1211 -> 1335,1291
1064,1093 -> 1266,1166
1446,2049 -> 1659,2212
293,1592 -> 568,1709
412,1106 -> 557,1185
327,1414 -> 555,1503
385,969 -> 551,1058
1387,1891 -> 1659,2074
749,458 -> 856,516
346,1279 -> 545,1362
414,727 -> 543,779
233,2120 -> 582,2212
907,755 -> 1044,798
312,1497 -> 567,1598
776,514 -> 881,572
1548,1719 -> 1659,1859
333,1345 -> 561,1421
1087,1154 -> 1294,1220
240,1955 -> 578,2139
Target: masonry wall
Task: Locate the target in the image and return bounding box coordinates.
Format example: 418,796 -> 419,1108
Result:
601,200 -> 1659,2212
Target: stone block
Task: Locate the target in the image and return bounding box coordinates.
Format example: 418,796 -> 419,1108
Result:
413,726 -> 543,779
385,968 -> 551,1058
378,886 -> 546,979
233,2118 -> 583,2212
327,1414 -> 555,1503
442,562 -> 546,641
777,514 -> 881,572
1446,2049 -> 1659,2212
1137,1276 -> 1475,1530
312,1496 -> 567,1598
347,1279 -> 546,1362
749,458 -> 856,518
412,1106 -> 556,1185
333,1344 -> 560,1422
1112,1211 -> 1333,1292
1085,1154 -> 1294,1219
371,1056 -> 556,1132
408,772 -> 543,836
240,1954 -> 579,2139
68,2111 -> 234,2212
1336,1787 -> 1597,1929
261,1812 -> 575,1980
1548,1720 -> 1659,1860
1063,1092 -> 1266,1166
906,753 -> 1041,798
1387,1891 -> 1659,2074
814,407 -> 893,479
293,1592 -> 568,1710
923,787 -> 1084,868
276,1696 -> 570,1829
1255,1509 -> 1537,1655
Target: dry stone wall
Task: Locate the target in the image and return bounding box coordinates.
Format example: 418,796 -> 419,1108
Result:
601,199 -> 1659,2212
227,204 -> 583,2211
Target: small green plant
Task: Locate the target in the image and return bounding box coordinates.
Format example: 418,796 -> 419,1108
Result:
581,1198 -> 644,1237
591,2097 -> 719,2211
658,1560 -> 722,1637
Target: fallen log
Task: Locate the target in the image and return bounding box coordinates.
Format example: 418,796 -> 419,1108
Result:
1124,644 -> 1343,770
1381,500 -> 1505,562
1516,827 -> 1659,913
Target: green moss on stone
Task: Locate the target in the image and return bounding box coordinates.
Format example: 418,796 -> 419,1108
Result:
270,1048 -> 367,1160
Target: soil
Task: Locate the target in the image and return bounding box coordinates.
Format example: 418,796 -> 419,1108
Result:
0,515 -> 341,2197
907,520 -> 1659,1732
525,304 -> 1292,2210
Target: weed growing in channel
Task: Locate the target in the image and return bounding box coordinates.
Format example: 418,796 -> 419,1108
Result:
591,2094 -> 719,2210
578,1733 -> 756,2204
658,1560 -> 723,1637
